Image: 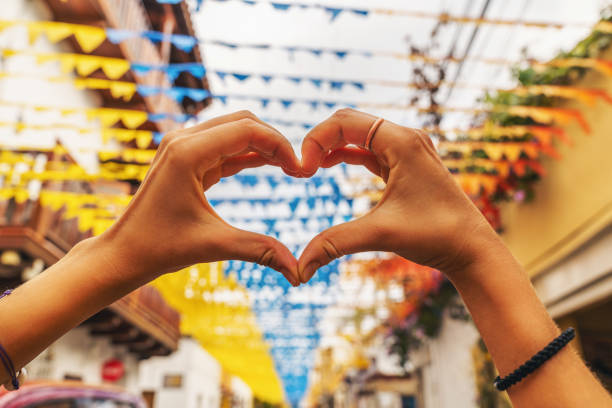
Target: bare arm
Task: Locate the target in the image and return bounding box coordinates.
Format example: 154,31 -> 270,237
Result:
298,108 -> 612,407
0,111 -> 301,385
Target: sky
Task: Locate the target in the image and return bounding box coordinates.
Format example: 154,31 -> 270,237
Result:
192,0 -> 607,142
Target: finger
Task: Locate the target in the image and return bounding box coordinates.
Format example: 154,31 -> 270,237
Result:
155,111 -> 297,172
301,109 -> 377,176
175,110 -> 281,138
298,214 -> 388,283
321,147 -> 384,178
203,153 -> 299,191
223,227 -> 300,286
168,118 -> 301,176
221,153 -> 272,178
301,109 -> 405,176
221,152 -> 298,178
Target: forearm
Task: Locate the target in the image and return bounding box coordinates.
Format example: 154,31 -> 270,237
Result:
449,233 -> 611,407
0,236 -> 147,384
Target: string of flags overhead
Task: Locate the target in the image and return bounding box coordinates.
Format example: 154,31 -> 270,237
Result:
2,49 -> 207,82
199,0 -> 593,28
4,19 -> 611,61
0,101 -> 195,128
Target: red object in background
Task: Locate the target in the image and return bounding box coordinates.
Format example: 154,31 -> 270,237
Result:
101,359 -> 125,382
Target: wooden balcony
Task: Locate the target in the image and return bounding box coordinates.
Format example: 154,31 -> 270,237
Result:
40,0 -> 211,133
0,195 -> 180,359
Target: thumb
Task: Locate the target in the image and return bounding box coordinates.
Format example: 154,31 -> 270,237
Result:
298,214 -> 386,283
223,227 -> 300,286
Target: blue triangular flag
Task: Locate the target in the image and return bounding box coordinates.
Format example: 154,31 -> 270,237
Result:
352,81 -> 365,90
137,85 -> 160,97
280,100 -> 294,109
232,73 -> 251,81
130,63 -> 153,75
351,9 -> 369,17
271,2 -> 291,10
309,78 -> 322,88
171,34 -> 198,52
324,7 -> 343,21
165,87 -> 188,103
105,28 -> 137,44
215,95 -> 228,105
330,81 -> 344,90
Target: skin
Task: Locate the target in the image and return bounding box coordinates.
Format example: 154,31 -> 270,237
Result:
0,109 -> 610,407
298,108 -> 612,407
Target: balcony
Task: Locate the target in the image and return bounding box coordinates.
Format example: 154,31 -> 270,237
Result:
0,192 -> 180,359
40,0 -> 211,133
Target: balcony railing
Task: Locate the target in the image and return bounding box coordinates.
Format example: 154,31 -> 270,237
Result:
0,193 -> 180,357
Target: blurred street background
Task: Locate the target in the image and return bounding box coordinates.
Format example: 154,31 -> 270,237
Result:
0,0 -> 611,407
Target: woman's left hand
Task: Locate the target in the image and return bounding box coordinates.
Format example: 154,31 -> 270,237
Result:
97,111 -> 302,286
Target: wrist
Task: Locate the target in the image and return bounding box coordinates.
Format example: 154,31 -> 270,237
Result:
441,219 -> 511,284
71,234 -> 154,288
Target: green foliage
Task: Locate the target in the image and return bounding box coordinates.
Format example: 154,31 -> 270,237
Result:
485,15 -> 612,128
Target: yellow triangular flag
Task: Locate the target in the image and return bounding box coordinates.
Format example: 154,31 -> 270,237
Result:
35,52 -> 59,66
42,22 -> 74,43
120,110 -> 148,129
87,108 -> 121,127
74,55 -> 102,76
28,22 -> 72,44
14,188 -> 30,204
0,21 -> 15,33
136,131 -> 153,149
109,81 -> 137,101
101,58 -> 131,80
71,24 -> 106,53
57,54 -> 77,74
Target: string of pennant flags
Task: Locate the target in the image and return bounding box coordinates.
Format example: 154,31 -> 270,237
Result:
197,0 -> 593,28
0,101 -> 194,128
1,49 -> 206,83
2,70 -> 610,120
4,19 -> 612,61
159,0 -> 595,32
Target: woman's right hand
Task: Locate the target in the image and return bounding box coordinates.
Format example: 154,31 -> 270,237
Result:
298,108 -> 501,283
97,111 -> 302,286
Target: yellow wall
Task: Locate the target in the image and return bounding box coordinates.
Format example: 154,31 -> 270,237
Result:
501,49 -> 612,276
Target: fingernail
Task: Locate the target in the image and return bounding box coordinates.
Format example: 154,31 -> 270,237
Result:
302,262 -> 321,283
281,268 -> 299,287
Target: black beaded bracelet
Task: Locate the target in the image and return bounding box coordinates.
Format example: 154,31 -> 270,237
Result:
494,327 -> 575,391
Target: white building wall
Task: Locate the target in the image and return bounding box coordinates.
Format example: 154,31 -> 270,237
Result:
139,338 -> 224,408
416,312 -> 479,408
26,327 -> 141,393
231,376 -> 253,408
532,223 -> 612,318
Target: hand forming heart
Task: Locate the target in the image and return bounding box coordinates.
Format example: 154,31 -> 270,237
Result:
98,109 -> 497,288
